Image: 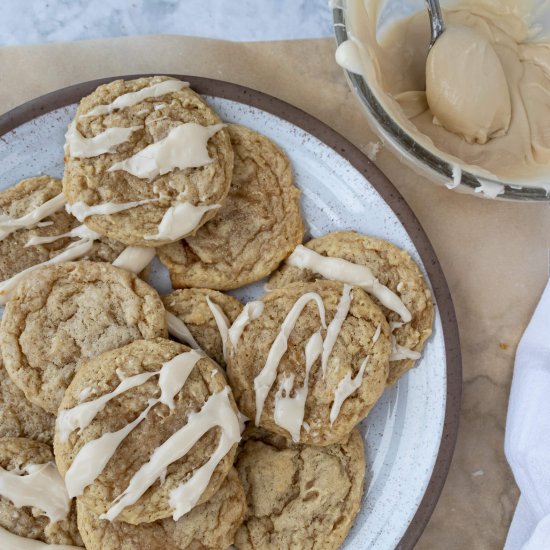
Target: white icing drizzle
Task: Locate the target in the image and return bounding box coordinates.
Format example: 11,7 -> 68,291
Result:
389,335 -> 421,361
108,123 -> 225,180
62,350 -> 204,499
253,283 -> 382,433
0,238 -> 94,305
321,284 -> 352,377
205,296 -> 230,362
372,323 -> 382,343
168,389 -> 241,520
66,198 -> 157,222
65,400 -> 155,498
159,469 -> 167,485
102,387 -> 240,521
0,193 -> 65,241
228,301 -> 264,350
0,462 -> 70,522
64,121 -> 140,158
78,387 -> 93,402
165,312 -> 201,350
273,330 -> 323,442
1,224 -> 153,306
115,368 -> 127,381
82,80 -> 188,117
0,526 -> 81,550
0,213 -> 155,305
144,202 -> 220,241
254,293 -> 326,425
286,245 -> 411,323
329,356 -> 369,425
112,246 -> 156,274
157,352 -> 200,410
58,350 -> 203,443
0,197 -> 104,304
56,371 -> 159,443
24,224 -> 101,247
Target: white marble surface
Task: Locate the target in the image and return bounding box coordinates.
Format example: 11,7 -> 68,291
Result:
1,0 -> 333,45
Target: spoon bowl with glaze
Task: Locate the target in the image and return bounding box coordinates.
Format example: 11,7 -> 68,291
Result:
332,0 -> 550,201
425,0 -> 445,48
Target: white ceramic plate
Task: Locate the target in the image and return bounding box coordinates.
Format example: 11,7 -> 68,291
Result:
0,77 -> 461,550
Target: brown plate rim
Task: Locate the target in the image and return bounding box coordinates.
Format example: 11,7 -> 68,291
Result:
0,75 -> 462,550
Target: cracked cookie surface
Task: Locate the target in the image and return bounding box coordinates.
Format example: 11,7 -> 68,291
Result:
54,338 -> 240,525
268,231 -> 434,385
76,468 -> 245,550
63,76 -> 233,246
0,437 -> 82,547
162,288 -> 242,367
0,360 -> 55,444
235,427 -> 365,550
226,280 -> 390,446
0,261 -> 167,413
158,124 -> 303,289
0,176 -> 125,282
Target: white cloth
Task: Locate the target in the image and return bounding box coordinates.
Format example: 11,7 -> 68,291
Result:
505,279 -> 550,549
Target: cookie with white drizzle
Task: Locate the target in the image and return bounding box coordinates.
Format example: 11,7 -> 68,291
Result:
158,124 -> 303,289
0,437 -> 82,548
54,338 -> 242,525
235,427 -> 365,550
63,76 -> 234,247
163,288 -> 243,367
0,176 -> 125,300
0,360 -> 55,445
268,231 -> 434,385
0,261 -> 167,413
75,467 -> 245,550
226,280 -> 390,446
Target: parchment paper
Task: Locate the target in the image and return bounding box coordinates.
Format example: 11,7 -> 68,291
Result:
2,35 -> 549,549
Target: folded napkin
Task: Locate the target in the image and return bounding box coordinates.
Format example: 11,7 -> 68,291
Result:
505,278 -> 550,549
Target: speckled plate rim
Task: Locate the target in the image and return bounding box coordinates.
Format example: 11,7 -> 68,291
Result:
0,75 -> 462,549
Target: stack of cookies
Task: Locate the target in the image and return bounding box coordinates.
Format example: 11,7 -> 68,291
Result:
0,76 -> 434,549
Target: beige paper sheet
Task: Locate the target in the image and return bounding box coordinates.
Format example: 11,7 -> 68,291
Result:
1,35 -> 549,549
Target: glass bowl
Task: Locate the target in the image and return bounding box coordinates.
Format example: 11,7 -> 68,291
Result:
332,0 -> 550,201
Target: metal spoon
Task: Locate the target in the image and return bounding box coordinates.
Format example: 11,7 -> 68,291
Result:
425,0 -> 445,48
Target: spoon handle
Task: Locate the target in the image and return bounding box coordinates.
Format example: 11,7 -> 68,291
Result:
425,0 -> 445,47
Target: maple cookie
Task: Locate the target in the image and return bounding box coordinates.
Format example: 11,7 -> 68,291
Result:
63,76 -> 234,247
0,360 -> 55,444
163,288 -> 243,367
0,261 -> 167,413
235,427 -> 365,550
269,231 -> 434,385
0,437 -> 82,547
0,176 -> 125,283
226,280 -> 390,446
76,468 -> 246,550
54,338 -> 242,525
158,124 -> 304,290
